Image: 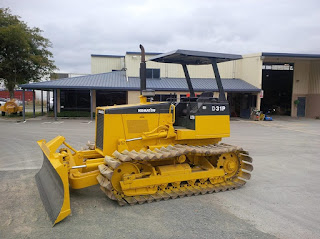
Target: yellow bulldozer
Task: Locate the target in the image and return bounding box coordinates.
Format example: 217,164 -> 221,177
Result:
35,45 -> 253,225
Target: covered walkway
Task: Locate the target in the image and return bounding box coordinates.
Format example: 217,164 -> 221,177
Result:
20,70 -> 260,121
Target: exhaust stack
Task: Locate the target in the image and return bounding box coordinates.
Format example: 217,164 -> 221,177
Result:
139,44 -> 146,94
139,44 -> 155,103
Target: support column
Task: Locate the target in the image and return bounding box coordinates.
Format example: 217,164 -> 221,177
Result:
57,89 -> 61,113
90,89 -> 93,121
46,91 -> 49,113
41,90 -> 44,116
256,92 -> 261,110
54,89 -> 57,121
32,90 -> 35,118
22,89 -> 25,121
92,90 -> 96,112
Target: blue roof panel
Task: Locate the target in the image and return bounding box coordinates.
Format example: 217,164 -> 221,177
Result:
20,71 -> 260,92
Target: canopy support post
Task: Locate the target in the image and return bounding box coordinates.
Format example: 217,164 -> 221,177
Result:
182,64 -> 195,97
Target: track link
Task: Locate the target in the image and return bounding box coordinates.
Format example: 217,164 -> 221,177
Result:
97,143 -> 253,205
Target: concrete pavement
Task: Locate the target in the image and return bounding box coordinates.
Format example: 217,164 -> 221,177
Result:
0,117 -> 319,238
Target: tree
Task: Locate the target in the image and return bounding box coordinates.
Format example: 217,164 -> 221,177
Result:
0,8 -> 57,98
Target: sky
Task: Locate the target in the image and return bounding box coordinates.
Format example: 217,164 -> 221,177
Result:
3,0 -> 320,73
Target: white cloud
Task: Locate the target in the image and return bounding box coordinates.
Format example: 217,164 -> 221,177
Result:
4,0 -> 320,73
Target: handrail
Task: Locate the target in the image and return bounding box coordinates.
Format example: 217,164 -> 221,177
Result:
170,104 -> 175,124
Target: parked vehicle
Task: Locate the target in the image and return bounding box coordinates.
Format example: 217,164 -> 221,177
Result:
0,97 -> 7,106
35,46 -> 253,225
0,98 -> 23,116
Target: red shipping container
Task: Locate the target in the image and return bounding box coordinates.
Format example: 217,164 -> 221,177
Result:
0,90 -> 34,101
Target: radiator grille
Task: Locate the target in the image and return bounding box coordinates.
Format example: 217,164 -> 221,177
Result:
96,113 -> 104,150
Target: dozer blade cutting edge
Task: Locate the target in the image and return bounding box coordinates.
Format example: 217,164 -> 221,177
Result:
35,137 -> 71,225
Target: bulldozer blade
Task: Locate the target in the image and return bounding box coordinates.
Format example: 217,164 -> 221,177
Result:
35,137 -> 71,225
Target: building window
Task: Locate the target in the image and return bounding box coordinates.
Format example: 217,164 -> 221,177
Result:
146,69 -> 160,79
96,91 -> 127,106
262,64 -> 293,71
60,90 -> 90,111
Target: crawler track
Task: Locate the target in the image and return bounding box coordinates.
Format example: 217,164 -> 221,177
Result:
97,143 -> 253,205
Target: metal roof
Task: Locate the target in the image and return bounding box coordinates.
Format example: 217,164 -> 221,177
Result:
137,77 -> 260,92
262,52 -> 320,59
149,50 -> 242,65
20,71 -> 131,90
20,71 -> 260,92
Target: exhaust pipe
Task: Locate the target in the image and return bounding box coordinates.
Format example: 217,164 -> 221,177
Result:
139,44 -> 155,102
139,44 -> 146,94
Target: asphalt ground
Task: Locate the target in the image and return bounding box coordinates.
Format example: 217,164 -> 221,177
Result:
0,116 -> 319,239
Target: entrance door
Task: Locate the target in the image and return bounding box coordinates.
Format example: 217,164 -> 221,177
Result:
297,97 -> 306,117
261,65 -> 294,115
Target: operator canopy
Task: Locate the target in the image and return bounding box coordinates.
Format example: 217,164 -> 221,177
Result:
148,49 -> 242,65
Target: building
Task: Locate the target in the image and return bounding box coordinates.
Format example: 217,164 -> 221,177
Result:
20,50 -> 320,119
218,52 -> 320,118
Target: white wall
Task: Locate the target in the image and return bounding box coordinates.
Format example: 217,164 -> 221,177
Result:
91,52 -> 265,86
309,61 -> 320,94
292,61 -> 310,95
218,53 -> 263,88
91,56 -> 124,74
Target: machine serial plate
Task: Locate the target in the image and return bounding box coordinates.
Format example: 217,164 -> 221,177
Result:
212,105 -> 226,112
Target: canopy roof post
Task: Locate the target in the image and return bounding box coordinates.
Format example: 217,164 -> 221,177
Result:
90,90 -> 93,121
33,90 -> 35,118
46,91 -> 49,113
22,89 -> 25,121
41,90 -> 44,116
181,64 -> 195,97
54,89 -> 57,121
211,60 -> 226,102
